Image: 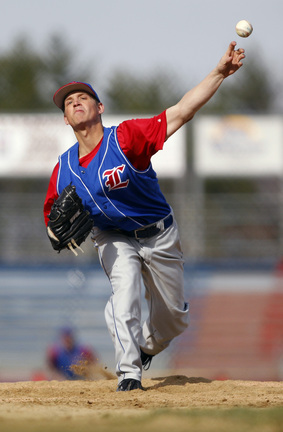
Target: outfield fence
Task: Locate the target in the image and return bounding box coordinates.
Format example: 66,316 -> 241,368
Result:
0,189 -> 282,265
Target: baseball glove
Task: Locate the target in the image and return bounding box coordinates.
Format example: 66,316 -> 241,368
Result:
47,184 -> 94,256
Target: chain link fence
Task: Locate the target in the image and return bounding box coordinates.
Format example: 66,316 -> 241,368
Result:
0,188 -> 282,265
0,186 -> 282,264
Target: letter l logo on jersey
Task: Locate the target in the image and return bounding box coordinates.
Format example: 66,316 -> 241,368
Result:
103,164 -> 129,191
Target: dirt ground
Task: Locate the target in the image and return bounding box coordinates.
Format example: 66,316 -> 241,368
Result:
0,373 -> 282,426
1,374 -> 283,411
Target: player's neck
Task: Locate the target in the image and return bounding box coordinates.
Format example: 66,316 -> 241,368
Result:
75,123 -> 104,158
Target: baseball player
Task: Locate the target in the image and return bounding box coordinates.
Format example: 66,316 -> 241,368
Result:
47,327 -> 97,380
44,41 -> 245,391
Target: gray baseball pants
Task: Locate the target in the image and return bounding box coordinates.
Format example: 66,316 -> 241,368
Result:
92,217 -> 189,383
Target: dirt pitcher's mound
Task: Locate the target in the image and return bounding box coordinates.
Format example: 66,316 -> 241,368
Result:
0,376 -> 282,432
0,375 -> 282,419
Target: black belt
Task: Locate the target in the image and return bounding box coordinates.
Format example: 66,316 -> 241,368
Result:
122,214 -> 173,240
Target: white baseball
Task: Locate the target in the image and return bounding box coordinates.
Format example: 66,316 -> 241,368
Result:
235,20 -> 253,38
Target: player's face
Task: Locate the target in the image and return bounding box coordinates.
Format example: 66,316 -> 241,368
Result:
63,91 -> 104,128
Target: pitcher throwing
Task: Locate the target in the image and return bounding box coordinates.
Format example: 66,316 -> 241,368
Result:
44,41 -> 245,391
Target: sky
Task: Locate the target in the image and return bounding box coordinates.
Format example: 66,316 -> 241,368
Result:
1,0 -> 282,103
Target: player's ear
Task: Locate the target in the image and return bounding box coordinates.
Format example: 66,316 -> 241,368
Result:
98,102 -> 105,115
64,115 -> 69,126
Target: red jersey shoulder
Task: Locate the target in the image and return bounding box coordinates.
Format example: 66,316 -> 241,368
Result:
117,111 -> 167,170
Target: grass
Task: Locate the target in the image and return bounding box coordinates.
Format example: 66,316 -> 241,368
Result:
1,407 -> 283,432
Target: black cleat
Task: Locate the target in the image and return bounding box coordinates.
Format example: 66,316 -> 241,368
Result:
116,378 -> 144,392
140,349 -> 154,370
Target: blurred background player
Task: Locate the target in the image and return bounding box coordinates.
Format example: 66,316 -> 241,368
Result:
46,327 -> 97,380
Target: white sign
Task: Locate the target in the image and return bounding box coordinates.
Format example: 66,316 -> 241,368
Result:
194,115 -> 283,177
0,114 -> 74,177
0,114 -> 186,178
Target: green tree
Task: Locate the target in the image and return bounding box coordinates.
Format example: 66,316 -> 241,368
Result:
0,34 -> 92,113
202,51 -> 275,114
105,70 -> 182,114
41,34 -> 91,109
0,37 -> 47,112
105,51 -> 278,116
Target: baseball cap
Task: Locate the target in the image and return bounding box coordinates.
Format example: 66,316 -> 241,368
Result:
53,81 -> 101,110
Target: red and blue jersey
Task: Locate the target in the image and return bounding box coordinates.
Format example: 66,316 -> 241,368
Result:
44,112 -> 170,230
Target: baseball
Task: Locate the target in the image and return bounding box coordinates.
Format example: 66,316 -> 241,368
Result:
235,20 -> 253,38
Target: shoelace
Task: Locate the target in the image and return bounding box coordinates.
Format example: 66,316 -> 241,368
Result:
140,350 -> 154,370
142,356 -> 153,371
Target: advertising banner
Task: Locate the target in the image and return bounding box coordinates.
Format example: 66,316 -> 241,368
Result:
0,114 -> 186,178
194,115 -> 283,177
